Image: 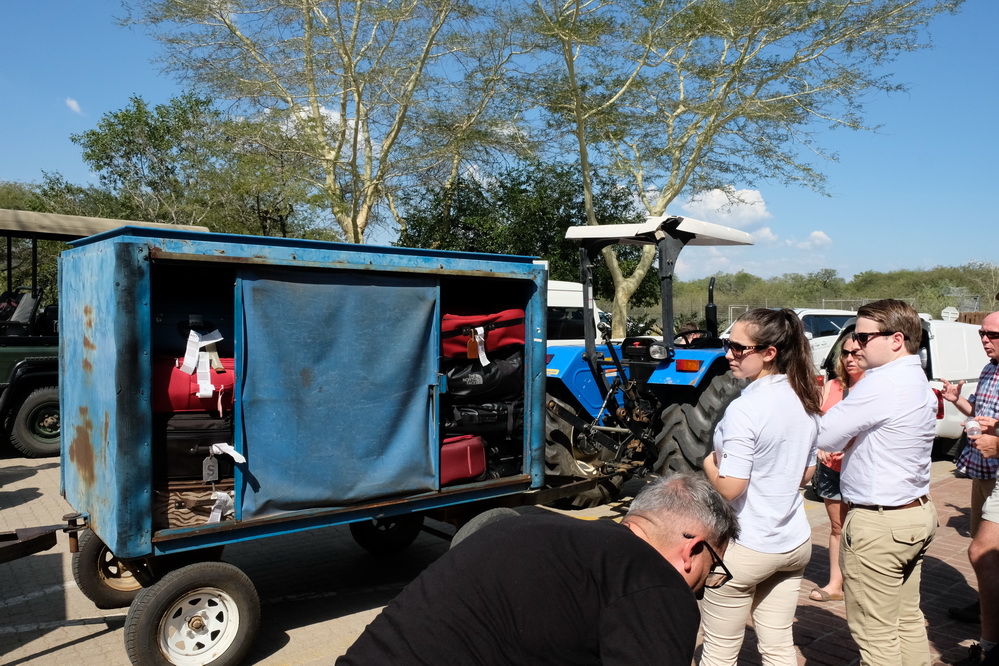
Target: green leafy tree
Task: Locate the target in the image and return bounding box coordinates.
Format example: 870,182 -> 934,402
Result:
71,94 -> 319,236
124,0 -> 530,243
526,0 -> 962,336
398,162 -> 660,304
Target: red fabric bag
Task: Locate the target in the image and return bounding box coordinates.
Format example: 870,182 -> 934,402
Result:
441,309 -> 525,358
440,434 -> 487,486
152,355 -> 236,413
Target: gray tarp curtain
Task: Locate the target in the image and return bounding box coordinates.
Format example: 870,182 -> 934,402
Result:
237,268 -> 439,519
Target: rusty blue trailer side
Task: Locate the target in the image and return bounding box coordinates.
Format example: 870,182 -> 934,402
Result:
60,228 -> 546,559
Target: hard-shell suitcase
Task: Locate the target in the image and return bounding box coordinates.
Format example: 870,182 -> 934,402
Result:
152,354 -> 236,413
153,413 -> 235,481
440,434 -> 487,486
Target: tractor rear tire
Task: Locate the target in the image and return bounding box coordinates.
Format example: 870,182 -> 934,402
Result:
655,370 -> 745,473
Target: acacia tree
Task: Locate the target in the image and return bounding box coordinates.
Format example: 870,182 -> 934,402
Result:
71,94 -> 319,236
527,0 -> 962,336
124,0 -> 530,243
398,162 -> 662,304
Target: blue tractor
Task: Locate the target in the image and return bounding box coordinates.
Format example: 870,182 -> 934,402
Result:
544,215 -> 754,505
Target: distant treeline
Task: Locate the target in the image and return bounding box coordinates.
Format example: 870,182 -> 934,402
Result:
630,264 -> 998,330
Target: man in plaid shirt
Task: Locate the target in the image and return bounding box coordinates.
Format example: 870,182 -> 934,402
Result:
941,311 -> 999,664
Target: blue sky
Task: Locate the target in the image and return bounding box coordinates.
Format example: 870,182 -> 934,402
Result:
1,0 -> 995,285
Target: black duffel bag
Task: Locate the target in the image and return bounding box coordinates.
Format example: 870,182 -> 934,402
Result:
443,401 -> 524,439
442,346 -> 523,404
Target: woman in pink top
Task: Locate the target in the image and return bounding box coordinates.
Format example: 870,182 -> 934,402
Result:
808,336 -> 865,603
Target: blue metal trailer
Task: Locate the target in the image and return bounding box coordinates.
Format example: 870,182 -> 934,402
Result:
51,226 -> 558,664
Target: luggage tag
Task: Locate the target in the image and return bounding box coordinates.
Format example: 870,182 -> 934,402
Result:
202,452 -> 219,483
467,327 -> 491,366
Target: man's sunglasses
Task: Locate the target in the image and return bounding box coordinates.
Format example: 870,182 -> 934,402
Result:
851,331 -> 903,347
683,533 -> 732,589
722,339 -> 768,357
979,330 -> 999,340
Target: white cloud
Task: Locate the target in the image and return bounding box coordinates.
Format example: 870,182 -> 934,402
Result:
679,186 -> 772,228
808,230 -> 832,246
752,226 -> 779,245
65,97 -> 82,115
787,230 -> 832,250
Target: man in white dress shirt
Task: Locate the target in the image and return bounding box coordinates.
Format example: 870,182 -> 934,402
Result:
817,299 -> 938,666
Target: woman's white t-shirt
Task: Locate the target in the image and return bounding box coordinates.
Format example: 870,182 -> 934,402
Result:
714,374 -> 818,553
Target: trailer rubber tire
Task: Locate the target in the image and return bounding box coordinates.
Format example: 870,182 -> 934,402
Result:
349,514 -> 424,555
655,370 -> 745,473
450,508 -> 519,549
73,529 -> 143,609
9,386 -> 60,458
124,561 -> 259,666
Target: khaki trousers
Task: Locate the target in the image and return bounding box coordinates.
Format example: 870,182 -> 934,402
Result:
699,538 -> 812,666
972,477 -> 997,537
841,500 -> 938,666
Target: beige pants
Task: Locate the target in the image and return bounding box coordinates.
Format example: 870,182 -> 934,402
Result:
699,538 -> 812,666
841,500 -> 938,666
971,477 -> 997,537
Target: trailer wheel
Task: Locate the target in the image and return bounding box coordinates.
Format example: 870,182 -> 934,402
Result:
124,561 -> 259,666
73,528 -> 143,609
10,386 -> 60,458
451,508 -> 519,549
349,514 -> 424,555
655,370 -> 745,473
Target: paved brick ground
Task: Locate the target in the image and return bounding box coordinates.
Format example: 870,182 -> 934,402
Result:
0,451 -> 985,665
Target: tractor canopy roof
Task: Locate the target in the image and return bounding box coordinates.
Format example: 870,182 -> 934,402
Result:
565,215 -> 753,247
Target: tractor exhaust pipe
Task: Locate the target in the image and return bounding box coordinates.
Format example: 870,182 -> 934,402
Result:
706,277 -> 718,338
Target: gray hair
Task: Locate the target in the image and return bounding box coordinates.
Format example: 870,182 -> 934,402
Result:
626,472 -> 739,547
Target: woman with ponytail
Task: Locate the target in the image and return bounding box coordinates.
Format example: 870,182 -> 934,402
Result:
699,308 -> 821,666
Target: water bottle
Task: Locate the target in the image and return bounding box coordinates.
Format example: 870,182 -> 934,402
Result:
966,420 -> 982,437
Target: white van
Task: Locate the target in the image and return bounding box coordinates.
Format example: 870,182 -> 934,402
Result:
546,280 -> 605,346
822,315 -> 987,443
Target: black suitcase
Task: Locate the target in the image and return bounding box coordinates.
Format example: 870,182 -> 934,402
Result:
442,346 -> 523,403
153,413 -> 235,481
443,401 -> 524,438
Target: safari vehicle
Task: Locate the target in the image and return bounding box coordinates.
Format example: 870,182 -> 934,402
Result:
0,209 -> 207,457
544,215 -> 753,504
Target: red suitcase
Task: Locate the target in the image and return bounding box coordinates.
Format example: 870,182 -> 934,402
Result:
440,434 -> 487,486
441,309 -> 525,358
152,355 -> 236,413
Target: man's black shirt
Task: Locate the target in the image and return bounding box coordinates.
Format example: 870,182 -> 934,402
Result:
337,513 -> 700,665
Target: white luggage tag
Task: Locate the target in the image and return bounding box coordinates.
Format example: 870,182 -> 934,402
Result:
207,491 -> 234,523
472,326 -> 490,366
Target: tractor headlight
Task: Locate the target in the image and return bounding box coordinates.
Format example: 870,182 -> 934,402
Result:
648,342 -> 668,360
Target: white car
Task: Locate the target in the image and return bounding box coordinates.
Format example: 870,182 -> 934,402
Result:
721,308 -> 855,374
821,314 -> 987,445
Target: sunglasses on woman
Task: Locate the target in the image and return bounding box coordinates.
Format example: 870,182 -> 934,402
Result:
722,339 -> 768,357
